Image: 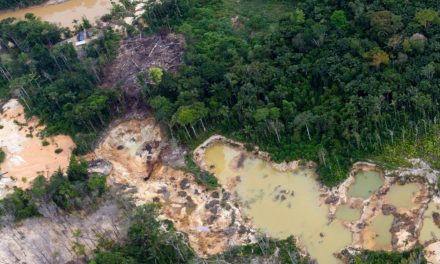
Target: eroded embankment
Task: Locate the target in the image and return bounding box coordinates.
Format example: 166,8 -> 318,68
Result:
0,99 -> 75,195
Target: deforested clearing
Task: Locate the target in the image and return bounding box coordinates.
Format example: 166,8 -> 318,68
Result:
0,99 -> 74,190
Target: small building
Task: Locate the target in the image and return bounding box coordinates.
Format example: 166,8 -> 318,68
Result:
77,31 -> 85,42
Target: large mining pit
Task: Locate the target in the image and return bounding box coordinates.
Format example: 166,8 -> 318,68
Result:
193,135 -> 440,263
91,119 -> 440,262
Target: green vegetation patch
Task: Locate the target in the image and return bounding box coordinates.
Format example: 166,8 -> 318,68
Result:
371,125 -> 440,170
211,235 -> 308,263
93,204 -> 194,264
184,154 -> 218,190
93,205 -> 308,264
350,247 -> 426,264
0,0 -> 46,11
0,156 -> 107,222
0,148 -> 5,163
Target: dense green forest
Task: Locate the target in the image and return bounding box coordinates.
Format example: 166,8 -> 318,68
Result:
0,0 -> 46,10
0,15 -> 120,153
143,0 -> 440,185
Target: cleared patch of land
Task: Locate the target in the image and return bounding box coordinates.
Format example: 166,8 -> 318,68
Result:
0,99 -> 75,190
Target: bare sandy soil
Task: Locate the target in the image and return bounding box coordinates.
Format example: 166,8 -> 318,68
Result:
92,118 -> 256,256
0,100 -> 129,264
195,136 -> 440,262
92,120 -> 440,261
0,99 -> 75,190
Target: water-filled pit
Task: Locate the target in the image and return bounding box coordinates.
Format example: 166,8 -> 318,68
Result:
420,201 -> 440,243
347,171 -> 383,199
200,140 -> 437,263
363,214 -> 394,250
205,143 -> 352,264
385,183 -> 420,210
335,205 -> 361,222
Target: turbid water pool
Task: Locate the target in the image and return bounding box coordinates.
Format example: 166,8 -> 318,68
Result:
364,214 -> 394,250
348,171 -> 384,199
335,204 -> 361,222
420,201 -> 440,243
204,143 -> 352,264
0,0 -> 112,27
385,182 -> 420,210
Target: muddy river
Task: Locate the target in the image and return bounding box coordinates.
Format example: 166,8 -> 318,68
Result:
347,170 -> 383,199
0,0 -> 112,27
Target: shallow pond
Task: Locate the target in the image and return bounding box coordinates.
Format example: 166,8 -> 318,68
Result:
0,0 -> 112,27
335,205 -> 361,222
385,183 -> 420,210
348,171 -> 383,199
364,214 -> 394,250
204,143 -> 352,264
419,201 -> 440,243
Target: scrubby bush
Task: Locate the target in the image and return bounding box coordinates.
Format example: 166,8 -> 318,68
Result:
0,188 -> 40,221
0,148 -> 5,163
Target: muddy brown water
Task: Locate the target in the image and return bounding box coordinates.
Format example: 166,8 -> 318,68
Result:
204,143 -> 352,264
385,182 -> 420,210
364,214 -> 394,251
420,201 -> 440,243
335,204 -> 361,222
0,0 -> 112,27
202,142 -> 440,262
347,171 -> 383,199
